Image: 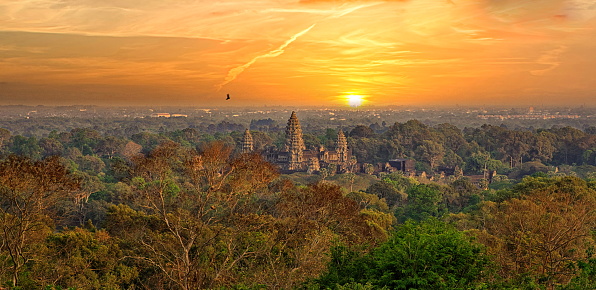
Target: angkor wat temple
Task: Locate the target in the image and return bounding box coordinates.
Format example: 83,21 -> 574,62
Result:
240,111 -> 357,173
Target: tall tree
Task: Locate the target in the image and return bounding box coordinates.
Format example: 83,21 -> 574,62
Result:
107,141 -> 279,289
473,176 -> 596,287
416,140 -> 445,170
0,156 -> 79,287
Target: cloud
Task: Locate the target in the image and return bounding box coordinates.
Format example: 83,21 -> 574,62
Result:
216,24 -> 316,91
530,45 -> 567,76
300,0 -> 407,3
215,2 -> 379,90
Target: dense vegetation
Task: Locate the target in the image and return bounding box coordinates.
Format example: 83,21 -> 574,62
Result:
0,120 -> 596,289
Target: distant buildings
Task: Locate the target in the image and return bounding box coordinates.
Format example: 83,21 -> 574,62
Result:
150,113 -> 171,118
150,113 -> 188,118
478,107 -> 580,120
478,114 -> 580,120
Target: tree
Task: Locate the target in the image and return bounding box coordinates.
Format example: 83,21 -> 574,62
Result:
442,149 -> 464,170
550,126 -> 586,165
444,178 -> 481,213
69,128 -> 102,155
250,131 -> 273,151
315,219 -> 490,290
274,182 -> 392,287
96,136 -> 128,159
465,152 -> 504,175
107,141 -> 279,289
435,123 -> 467,154
0,156 -> 80,287
416,140 -> 445,170
0,128 -> 11,156
39,137 -> 64,158
366,181 -> 406,208
343,173 -> 357,192
499,131 -> 532,167
31,227 -> 138,289
75,155 -> 106,174
400,184 -> 445,222
119,141 -> 142,161
386,120 -> 438,152
9,135 -> 41,160
349,125 -> 374,138
371,219 -> 489,289
363,163 -> 375,175
0,128 -> 10,148
529,131 -> 556,163
472,176 -> 596,287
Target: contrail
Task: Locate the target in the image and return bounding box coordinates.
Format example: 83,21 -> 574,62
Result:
216,3 -> 377,91
217,24 -> 316,91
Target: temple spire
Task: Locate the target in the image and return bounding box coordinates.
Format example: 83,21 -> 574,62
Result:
336,129 -> 348,162
285,111 -> 305,170
241,129 -> 254,154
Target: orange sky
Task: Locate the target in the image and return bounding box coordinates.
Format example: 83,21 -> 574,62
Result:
0,0 -> 595,107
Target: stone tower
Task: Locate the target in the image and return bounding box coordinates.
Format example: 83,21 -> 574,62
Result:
241,129 -> 254,154
336,129 -> 348,162
285,111 -> 306,170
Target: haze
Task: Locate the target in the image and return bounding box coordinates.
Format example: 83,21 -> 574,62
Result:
1,0 -> 595,107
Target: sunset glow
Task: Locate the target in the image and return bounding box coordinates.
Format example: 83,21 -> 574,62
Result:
0,0 -> 595,106
346,95 -> 365,108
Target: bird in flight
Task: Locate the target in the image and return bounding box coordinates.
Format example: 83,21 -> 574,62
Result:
226,94 -> 230,100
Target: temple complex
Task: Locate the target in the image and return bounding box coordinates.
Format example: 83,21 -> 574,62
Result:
241,111 -> 357,173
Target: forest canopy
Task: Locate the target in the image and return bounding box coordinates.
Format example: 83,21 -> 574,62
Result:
1,119 -> 596,289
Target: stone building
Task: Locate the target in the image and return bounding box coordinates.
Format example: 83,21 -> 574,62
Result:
241,111 -> 356,173
240,129 -> 254,154
385,158 -> 415,174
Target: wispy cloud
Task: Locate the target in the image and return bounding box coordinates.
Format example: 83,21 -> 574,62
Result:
530,45 -> 567,76
300,0 -> 408,3
217,24 -> 316,91
216,2 -> 379,90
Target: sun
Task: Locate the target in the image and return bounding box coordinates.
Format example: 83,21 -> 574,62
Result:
346,94 -> 365,108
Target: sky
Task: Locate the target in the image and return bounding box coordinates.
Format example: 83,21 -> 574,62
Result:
0,0 -> 595,107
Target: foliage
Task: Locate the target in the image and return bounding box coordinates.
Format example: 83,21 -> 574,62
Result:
0,118 -> 595,289
0,156 -> 80,287
470,176 -> 596,288
314,219 -> 490,289
398,184 -> 446,222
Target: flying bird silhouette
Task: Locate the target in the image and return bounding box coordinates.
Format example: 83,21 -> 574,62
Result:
226,94 -> 230,100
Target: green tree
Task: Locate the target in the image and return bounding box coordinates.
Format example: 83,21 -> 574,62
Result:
366,181 -> 406,208
416,140 -> 445,170
315,219 -> 489,290
442,149 -> 464,170
69,128 -> 102,155
39,137 -> 64,158
9,135 -> 42,160
96,136 -> 128,159
349,125 -> 375,138
399,184 -> 445,222
465,152 -> 504,175
32,227 -> 138,289
529,131 -> 556,163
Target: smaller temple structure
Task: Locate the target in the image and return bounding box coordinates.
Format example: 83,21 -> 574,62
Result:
385,158 -> 415,174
